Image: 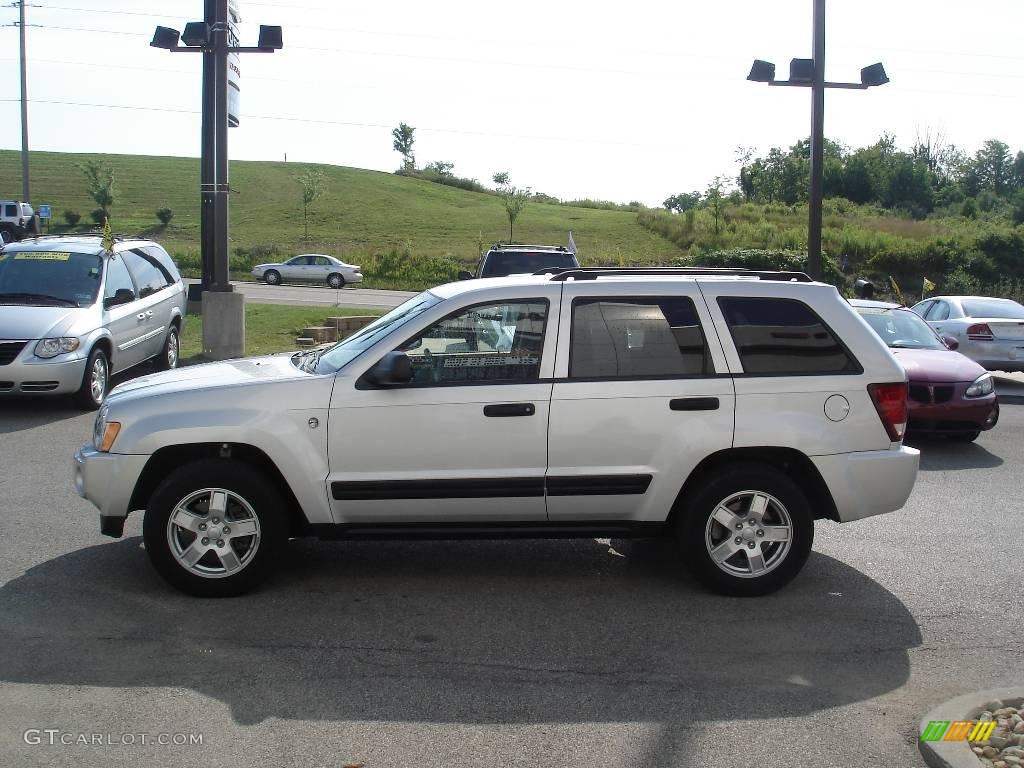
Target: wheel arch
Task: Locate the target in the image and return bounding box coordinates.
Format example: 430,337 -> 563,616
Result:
667,446 -> 840,527
129,442 -> 311,537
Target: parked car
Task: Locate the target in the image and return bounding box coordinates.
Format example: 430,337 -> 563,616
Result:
851,299 -> 998,442
910,295 -> 1024,372
74,266 -> 919,598
0,200 -> 40,242
0,235 -> 186,408
251,254 -> 363,288
460,243 -> 579,280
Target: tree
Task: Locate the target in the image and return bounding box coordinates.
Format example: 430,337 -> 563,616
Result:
155,208 -> 174,225
494,173 -> 529,241
391,122 -> 416,171
663,192 -> 701,213
295,167 -> 327,240
704,177 -> 727,236
424,161 -> 455,177
79,160 -> 116,221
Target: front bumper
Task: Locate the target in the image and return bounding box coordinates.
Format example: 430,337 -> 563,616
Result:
907,393 -> 999,433
811,446 -> 920,523
0,346 -> 87,395
73,445 -> 149,538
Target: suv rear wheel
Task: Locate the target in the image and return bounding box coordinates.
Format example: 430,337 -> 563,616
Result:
143,459 -> 287,597
677,464 -> 813,596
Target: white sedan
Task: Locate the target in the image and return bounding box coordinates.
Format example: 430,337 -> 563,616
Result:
911,295 -> 1024,372
252,254 -> 363,288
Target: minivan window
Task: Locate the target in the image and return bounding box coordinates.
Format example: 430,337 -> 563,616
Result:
480,252 -> 577,278
0,249 -> 103,307
141,246 -> 181,283
570,297 -> 711,378
122,250 -> 170,298
103,255 -> 136,303
719,297 -> 859,375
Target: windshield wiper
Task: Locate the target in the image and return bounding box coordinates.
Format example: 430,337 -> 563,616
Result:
0,291 -> 79,307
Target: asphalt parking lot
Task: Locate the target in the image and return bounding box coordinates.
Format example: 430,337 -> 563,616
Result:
0,384 -> 1021,767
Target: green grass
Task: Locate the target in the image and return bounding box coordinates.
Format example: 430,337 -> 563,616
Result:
178,304 -> 382,363
1,149 -> 682,274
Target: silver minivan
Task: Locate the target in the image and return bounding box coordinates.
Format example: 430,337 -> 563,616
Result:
0,235 -> 186,408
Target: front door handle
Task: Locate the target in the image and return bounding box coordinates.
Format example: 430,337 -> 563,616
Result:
484,403 -> 536,417
670,397 -> 720,411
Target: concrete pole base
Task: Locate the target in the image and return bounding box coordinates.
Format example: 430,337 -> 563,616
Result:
201,290 -> 245,360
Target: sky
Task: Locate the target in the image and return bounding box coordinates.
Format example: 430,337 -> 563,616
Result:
1,0 -> 1022,206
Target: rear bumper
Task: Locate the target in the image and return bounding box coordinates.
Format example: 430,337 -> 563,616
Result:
959,339 -> 1024,371
811,446 -> 920,523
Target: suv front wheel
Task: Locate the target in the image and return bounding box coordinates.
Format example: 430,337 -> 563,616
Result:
677,464 -> 813,596
143,459 -> 287,597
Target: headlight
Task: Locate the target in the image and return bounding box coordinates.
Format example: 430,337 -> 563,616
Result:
965,373 -> 994,398
92,406 -> 121,452
34,337 -> 80,358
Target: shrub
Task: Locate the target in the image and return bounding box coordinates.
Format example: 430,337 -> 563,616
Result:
90,208 -> 109,225
360,247 -> 461,291
155,207 -> 174,225
63,210 -> 81,226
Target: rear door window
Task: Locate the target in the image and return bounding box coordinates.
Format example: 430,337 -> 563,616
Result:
3,204 -> 17,217
927,301 -> 950,321
121,250 -> 171,298
570,297 -> 711,378
141,245 -> 181,283
718,297 -> 859,375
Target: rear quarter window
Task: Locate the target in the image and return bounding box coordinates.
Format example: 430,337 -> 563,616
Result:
142,245 -> 181,283
718,296 -> 860,375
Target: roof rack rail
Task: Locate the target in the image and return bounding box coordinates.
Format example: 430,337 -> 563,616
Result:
492,242 -> 568,251
534,266 -> 813,282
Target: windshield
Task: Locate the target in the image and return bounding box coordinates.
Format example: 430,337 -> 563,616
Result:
856,306 -> 945,350
312,291 -> 443,373
0,249 -> 103,307
961,298 -> 1024,319
481,251 -> 577,278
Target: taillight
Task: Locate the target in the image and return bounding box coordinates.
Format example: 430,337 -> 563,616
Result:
966,323 -> 993,341
18,217 -> 24,226
868,382 -> 908,442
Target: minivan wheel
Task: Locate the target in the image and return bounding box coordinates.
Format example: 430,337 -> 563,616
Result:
75,346 -> 109,409
156,326 -> 179,371
677,464 -> 813,596
327,273 -> 345,289
143,459 -> 286,597
264,269 -> 281,285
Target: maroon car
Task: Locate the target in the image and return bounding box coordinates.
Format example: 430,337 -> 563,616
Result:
852,299 -> 999,442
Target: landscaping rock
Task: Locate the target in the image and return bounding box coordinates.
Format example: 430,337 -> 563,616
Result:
302,326 -> 338,344
295,337 -> 316,347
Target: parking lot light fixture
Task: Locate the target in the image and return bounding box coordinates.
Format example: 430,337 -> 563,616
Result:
149,26 -> 181,50
181,21 -> 212,48
747,59 -> 776,83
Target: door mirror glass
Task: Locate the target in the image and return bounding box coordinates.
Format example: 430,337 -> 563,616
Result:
363,351 -> 414,387
457,270 -> 474,281
104,287 -> 135,309
941,334 -> 959,351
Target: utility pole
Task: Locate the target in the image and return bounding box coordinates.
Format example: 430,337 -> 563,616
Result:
808,0 -> 826,281
18,0 -> 30,201
200,0 -> 216,292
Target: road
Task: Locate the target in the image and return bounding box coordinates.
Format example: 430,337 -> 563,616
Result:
0,394 -> 1021,767
185,278 -> 416,310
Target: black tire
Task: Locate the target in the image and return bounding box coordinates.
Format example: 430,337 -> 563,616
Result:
264,269 -> 281,286
143,459 -> 287,597
947,430 -> 980,443
676,464 -> 814,596
0,224 -> 15,243
74,346 -> 109,410
155,326 -> 180,371
28,213 -> 41,235
327,273 -> 345,289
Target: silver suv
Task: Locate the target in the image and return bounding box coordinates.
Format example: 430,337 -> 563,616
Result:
1,235 -> 186,408
74,267 -> 919,597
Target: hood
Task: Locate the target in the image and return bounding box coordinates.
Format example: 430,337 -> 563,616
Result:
0,304 -> 93,340
109,353 -> 311,400
252,263 -> 278,271
892,348 -> 986,384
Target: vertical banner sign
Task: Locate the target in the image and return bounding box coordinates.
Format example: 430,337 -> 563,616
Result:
227,0 -> 241,127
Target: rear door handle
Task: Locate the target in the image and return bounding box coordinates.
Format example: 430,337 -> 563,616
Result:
484,403 -> 536,417
669,397 -> 720,411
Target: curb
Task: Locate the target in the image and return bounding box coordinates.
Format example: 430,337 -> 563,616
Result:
918,687 -> 1024,768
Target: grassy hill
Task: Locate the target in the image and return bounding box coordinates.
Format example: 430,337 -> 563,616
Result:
0,150 -> 681,281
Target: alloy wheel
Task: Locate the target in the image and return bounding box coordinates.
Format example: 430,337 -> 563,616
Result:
166,488 -> 262,579
704,490 -> 793,579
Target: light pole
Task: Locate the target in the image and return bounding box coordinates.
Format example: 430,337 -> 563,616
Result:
17,0 -> 30,201
747,0 -> 888,279
151,5 -> 282,359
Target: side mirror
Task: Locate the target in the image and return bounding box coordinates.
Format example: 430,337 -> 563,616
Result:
457,270 -> 474,281
104,288 -> 135,309
363,351 -> 413,387
942,334 -> 959,351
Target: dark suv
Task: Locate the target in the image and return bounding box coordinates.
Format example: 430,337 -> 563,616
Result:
460,244 -> 580,279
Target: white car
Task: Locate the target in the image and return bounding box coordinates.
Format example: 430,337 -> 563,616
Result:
74,267 -> 919,597
251,254 -> 363,288
911,295 -> 1024,372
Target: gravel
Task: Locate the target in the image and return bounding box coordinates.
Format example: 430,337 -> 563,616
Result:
971,700 -> 1024,768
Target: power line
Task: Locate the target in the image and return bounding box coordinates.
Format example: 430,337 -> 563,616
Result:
0,97 -> 659,148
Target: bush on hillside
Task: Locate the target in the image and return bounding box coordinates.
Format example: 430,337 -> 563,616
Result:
396,168 -> 489,194
360,247 -> 462,291
63,210 -> 81,226
90,208 -> 108,225
156,207 -> 174,225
